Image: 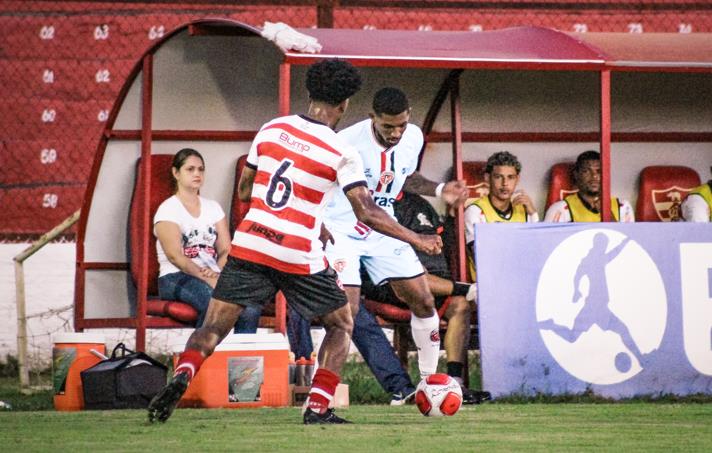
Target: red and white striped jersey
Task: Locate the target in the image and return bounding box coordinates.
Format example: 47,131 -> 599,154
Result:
230,114 -> 367,274
325,118 -> 423,238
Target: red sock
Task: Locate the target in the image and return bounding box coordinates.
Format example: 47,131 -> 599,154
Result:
174,348 -> 204,381
308,368 -> 340,414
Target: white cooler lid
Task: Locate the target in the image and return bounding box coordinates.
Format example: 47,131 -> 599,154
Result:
52,332 -> 106,344
171,333 -> 289,353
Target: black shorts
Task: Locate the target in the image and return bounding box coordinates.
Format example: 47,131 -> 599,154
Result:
212,256 -> 347,320
360,272 -> 449,312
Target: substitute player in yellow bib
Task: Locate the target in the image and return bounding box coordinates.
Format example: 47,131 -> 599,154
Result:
464,151 -> 539,282
544,150 -> 634,223
682,175 -> 712,222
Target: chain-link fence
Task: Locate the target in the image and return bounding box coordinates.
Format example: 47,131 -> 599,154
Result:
2,0 -> 711,240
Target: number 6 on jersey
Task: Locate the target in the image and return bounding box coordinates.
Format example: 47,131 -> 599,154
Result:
265,159 -> 294,209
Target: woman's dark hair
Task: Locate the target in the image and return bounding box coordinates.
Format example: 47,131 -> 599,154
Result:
172,148 -> 204,171
171,148 -> 204,190
306,59 -> 362,106
372,87 -> 409,116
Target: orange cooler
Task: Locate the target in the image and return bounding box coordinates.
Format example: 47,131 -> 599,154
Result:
174,333 -> 290,408
52,333 -> 106,411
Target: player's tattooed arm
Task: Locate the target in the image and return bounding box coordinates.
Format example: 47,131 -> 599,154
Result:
237,166 -> 257,202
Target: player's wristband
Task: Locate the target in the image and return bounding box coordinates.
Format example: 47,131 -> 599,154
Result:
435,182 -> 445,199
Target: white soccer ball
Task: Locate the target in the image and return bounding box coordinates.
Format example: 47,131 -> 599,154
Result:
415,373 -> 463,417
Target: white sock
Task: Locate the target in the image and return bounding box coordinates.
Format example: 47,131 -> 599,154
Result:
410,310 -> 440,379
466,282 -> 478,302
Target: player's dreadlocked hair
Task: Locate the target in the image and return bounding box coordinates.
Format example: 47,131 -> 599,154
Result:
485,151 -> 522,175
306,59 -> 362,106
372,87 -> 409,116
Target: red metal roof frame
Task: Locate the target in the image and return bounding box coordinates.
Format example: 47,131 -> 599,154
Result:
285,26 -> 712,72
277,24 -> 711,278
75,19 -> 273,350
285,26 -> 606,70
77,18 -> 712,346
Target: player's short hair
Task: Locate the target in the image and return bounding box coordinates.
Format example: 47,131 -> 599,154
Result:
372,87 -> 409,116
574,150 -> 600,173
306,59 -> 362,106
485,151 -> 522,174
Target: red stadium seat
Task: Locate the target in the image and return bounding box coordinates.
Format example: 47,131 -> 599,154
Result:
462,161 -> 488,201
363,296 -> 455,368
230,155 -> 252,232
363,298 -> 453,324
635,166 -> 701,221
129,154 -> 198,326
230,154 -> 286,333
546,162 -> 577,210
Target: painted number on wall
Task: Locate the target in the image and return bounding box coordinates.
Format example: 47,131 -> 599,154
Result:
627,23 -> 644,33
42,194 -> 58,208
148,25 -> 165,40
42,69 -> 54,84
40,148 -> 57,164
97,109 -> 109,122
94,24 -> 109,40
41,109 -> 56,123
573,23 -> 588,33
95,69 -> 111,83
39,25 -> 55,40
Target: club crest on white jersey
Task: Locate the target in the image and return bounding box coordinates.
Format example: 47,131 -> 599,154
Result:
325,118 -> 424,238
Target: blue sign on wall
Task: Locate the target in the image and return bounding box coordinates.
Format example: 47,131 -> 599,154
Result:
475,223 -> 712,398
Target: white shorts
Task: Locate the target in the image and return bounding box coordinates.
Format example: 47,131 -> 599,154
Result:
325,230 -> 425,286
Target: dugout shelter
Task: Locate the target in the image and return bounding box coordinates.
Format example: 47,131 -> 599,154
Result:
74,19 -> 712,350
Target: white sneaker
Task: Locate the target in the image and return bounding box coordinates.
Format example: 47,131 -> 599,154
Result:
390,388 -> 416,406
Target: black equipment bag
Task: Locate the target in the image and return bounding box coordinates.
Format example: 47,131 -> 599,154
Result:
81,343 -> 167,410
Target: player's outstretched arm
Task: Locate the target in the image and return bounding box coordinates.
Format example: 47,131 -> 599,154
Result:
237,166 -> 257,202
402,172 -> 468,207
345,185 -> 442,255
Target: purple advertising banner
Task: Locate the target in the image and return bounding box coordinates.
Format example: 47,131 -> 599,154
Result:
475,223 -> 712,398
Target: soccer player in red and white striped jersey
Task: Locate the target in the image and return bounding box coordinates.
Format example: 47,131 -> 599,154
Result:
229,113 -> 367,275
149,59 -> 443,425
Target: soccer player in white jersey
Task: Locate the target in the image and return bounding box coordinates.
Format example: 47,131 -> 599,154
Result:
324,87 -> 468,382
544,150 -> 634,223
148,60 -> 442,425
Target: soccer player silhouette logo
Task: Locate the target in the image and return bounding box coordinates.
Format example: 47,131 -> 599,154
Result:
539,233 -> 645,372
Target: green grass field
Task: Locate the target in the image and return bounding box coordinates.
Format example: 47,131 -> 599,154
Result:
2,404 -> 712,452
2,357 -> 711,451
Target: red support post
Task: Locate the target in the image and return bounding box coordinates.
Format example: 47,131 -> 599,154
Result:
279,63 -> 291,117
316,0 -> 335,28
136,54 -> 154,352
275,61 -> 291,334
600,70 -> 612,222
450,76 -> 467,281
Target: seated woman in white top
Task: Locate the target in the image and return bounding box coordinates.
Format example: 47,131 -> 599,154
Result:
154,148 -> 231,327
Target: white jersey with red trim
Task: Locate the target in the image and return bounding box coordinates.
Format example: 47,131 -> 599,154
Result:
325,118 -> 424,238
230,114 -> 366,275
